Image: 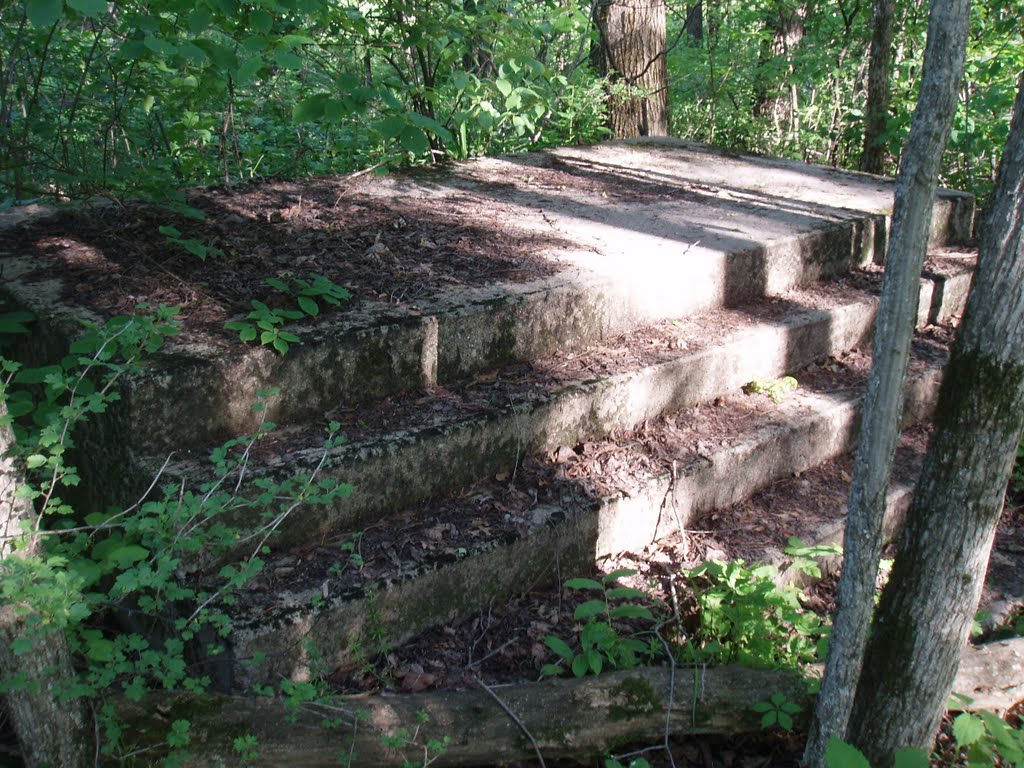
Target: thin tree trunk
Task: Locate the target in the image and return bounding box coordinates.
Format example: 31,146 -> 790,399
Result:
802,0 -> 970,764
1,396 -> 92,768
847,69 -> 1024,766
593,0 -> 670,137
860,0 -> 896,174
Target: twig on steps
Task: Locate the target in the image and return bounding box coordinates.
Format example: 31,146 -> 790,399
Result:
471,672 -> 547,768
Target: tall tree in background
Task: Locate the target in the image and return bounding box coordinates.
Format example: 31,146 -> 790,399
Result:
802,0 -> 971,763
861,0 -> 897,173
592,0 -> 670,137
846,67 -> 1024,765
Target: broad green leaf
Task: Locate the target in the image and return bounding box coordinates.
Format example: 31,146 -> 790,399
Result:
571,654 -> 589,677
264,277 -> 290,292
323,98 -> 348,122
495,78 -> 512,97
144,36 -> 178,57
605,586 -> 646,599
377,115 -> 407,139
85,636 -> 115,662
187,7 -> 212,33
399,125 -> 429,155
27,0 -> 63,27
236,57 -> 263,84
297,296 -> 318,316
250,8 -> 273,33
587,648 -> 603,674
824,738 -> 870,768
25,454 -> 48,469
177,42 -> 207,64
952,712 -> 986,747
609,605 -> 653,620
274,50 -> 302,70
565,577 -> 603,591
12,635 -> 34,655
141,95 -> 155,114
67,0 -> 107,18
893,748 -> 930,768
107,544 -> 149,566
573,600 -> 606,620
544,635 -> 573,661
540,663 -> 562,677
293,95 -> 328,122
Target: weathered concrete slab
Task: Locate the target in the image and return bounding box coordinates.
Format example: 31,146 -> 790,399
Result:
0,140 -> 974,460
229,358 -> 945,686
160,261 -> 971,549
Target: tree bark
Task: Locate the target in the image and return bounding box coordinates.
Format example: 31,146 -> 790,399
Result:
846,69 -> 1024,767
1,396 -> 92,768
113,640 -> 1024,767
802,0 -> 970,764
593,0 -> 670,138
860,0 -> 897,174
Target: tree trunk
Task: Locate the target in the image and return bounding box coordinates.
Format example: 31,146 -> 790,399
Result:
846,69 -> 1024,766
112,640 -> 1024,767
593,0 -> 670,138
1,396 -> 92,768
860,0 -> 896,174
802,0 -> 970,764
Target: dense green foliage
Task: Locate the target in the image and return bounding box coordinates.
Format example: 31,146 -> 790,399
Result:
1,0 -> 1020,206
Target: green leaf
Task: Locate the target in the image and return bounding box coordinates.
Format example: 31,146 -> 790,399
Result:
250,8 -> 273,33
27,0 -> 63,27
605,586 -> 646,599
66,0 -> 107,18
609,605 -> 653,620
603,568 -> 638,582
952,712 -> 986,747
565,578 -> 603,591
297,296 -> 319,316
544,636 -> 574,661
187,7 -> 212,33
573,600 -> 606,620
293,94 -> 328,122
274,50 -> 302,70
495,78 -> 513,97
107,544 -> 149,566
571,654 -> 589,677
236,57 -> 263,84
26,454 -> 48,469
824,738 -> 870,768
264,277 -> 290,292
377,115 -> 407,139
144,36 -> 178,57
399,125 -> 429,155
587,648 -> 603,674
893,748 -> 931,768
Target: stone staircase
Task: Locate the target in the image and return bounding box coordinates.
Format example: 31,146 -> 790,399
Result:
0,138 -> 977,694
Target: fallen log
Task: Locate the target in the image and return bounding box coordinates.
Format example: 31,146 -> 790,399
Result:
117,638 -> 1024,767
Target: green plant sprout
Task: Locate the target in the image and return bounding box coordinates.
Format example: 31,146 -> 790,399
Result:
542,568 -> 659,678
745,376 -> 799,403
224,274 -> 351,355
753,692 -> 802,731
158,225 -> 225,261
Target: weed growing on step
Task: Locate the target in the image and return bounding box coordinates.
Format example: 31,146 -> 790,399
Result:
744,375 -> 799,403
224,274 -> 351,354
542,568 -> 660,677
0,307 -> 354,762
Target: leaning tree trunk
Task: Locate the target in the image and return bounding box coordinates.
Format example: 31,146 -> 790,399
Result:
0,396 -> 92,768
860,0 -> 897,174
801,0 -> 970,764
593,0 -> 670,138
846,69 -> 1024,767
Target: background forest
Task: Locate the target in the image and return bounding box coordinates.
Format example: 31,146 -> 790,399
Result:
1,0 -> 1021,211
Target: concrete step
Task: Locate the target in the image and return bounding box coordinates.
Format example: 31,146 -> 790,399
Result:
0,140 -> 974,461
223,328 -> 950,687
155,254 -> 972,550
